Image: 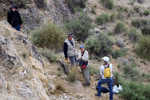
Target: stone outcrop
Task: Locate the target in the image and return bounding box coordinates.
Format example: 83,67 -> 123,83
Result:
0,21 -> 49,100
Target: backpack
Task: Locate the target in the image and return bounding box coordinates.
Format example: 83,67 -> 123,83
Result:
104,65 -> 111,78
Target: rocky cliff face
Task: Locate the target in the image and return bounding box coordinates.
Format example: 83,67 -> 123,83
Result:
0,21 -> 49,100
0,0 -> 72,32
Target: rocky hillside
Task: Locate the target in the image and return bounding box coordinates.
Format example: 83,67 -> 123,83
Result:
0,0 -> 150,100
0,0 -> 73,31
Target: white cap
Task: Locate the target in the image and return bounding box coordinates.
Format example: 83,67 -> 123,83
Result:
102,56 -> 109,62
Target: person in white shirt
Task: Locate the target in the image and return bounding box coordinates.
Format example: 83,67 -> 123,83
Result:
95,56 -> 113,100
78,45 -> 90,86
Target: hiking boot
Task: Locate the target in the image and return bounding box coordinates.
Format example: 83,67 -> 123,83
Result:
83,83 -> 90,86
95,94 -> 101,97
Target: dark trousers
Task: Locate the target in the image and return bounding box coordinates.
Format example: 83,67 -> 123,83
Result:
69,56 -> 77,66
97,77 -> 113,100
13,24 -> 21,31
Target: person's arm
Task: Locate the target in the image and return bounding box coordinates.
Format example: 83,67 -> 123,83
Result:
110,64 -> 113,73
81,51 -> 89,61
63,42 -> 68,59
17,11 -> 22,25
7,11 -> 12,25
78,51 -> 81,59
100,65 -> 103,77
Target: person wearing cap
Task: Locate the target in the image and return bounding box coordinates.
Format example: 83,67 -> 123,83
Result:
7,4 -> 23,31
78,45 -> 90,86
95,56 -> 113,100
64,34 -> 77,66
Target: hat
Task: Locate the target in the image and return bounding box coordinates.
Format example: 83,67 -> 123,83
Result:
102,56 -> 109,62
80,45 -> 85,48
10,4 -> 18,9
68,33 -> 73,37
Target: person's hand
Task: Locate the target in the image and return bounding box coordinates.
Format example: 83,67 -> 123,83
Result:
21,24 -> 23,28
79,56 -> 82,59
66,58 -> 68,60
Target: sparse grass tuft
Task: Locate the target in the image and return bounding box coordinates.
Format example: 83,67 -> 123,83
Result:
67,67 -> 79,82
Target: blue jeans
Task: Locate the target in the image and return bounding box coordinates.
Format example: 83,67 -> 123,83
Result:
13,24 -> 21,31
97,77 -> 113,100
69,56 -> 77,66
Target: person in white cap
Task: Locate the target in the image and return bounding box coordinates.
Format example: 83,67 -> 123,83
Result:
95,56 -> 113,100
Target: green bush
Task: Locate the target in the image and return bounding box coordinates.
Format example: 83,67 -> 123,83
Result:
85,32 -> 113,57
107,31 -> 114,35
91,7 -> 96,15
123,63 -> 140,81
65,14 -> 93,42
34,0 -> 47,8
129,0 -> 135,5
0,7 -> 7,19
143,10 -> 150,16
96,13 -> 110,25
31,23 -> 66,50
137,0 -> 145,4
114,22 -> 126,34
113,71 -> 123,84
89,66 -> 99,75
132,19 -> 149,28
38,48 -> 57,62
65,0 -> 87,13
133,6 -> 140,13
110,13 -> 116,22
118,6 -> 128,12
14,0 -> 27,8
120,82 -> 150,100
101,0 -> 114,9
117,11 -> 124,20
112,49 -> 127,59
136,36 -> 150,61
141,25 -> 150,35
128,27 -> 139,43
